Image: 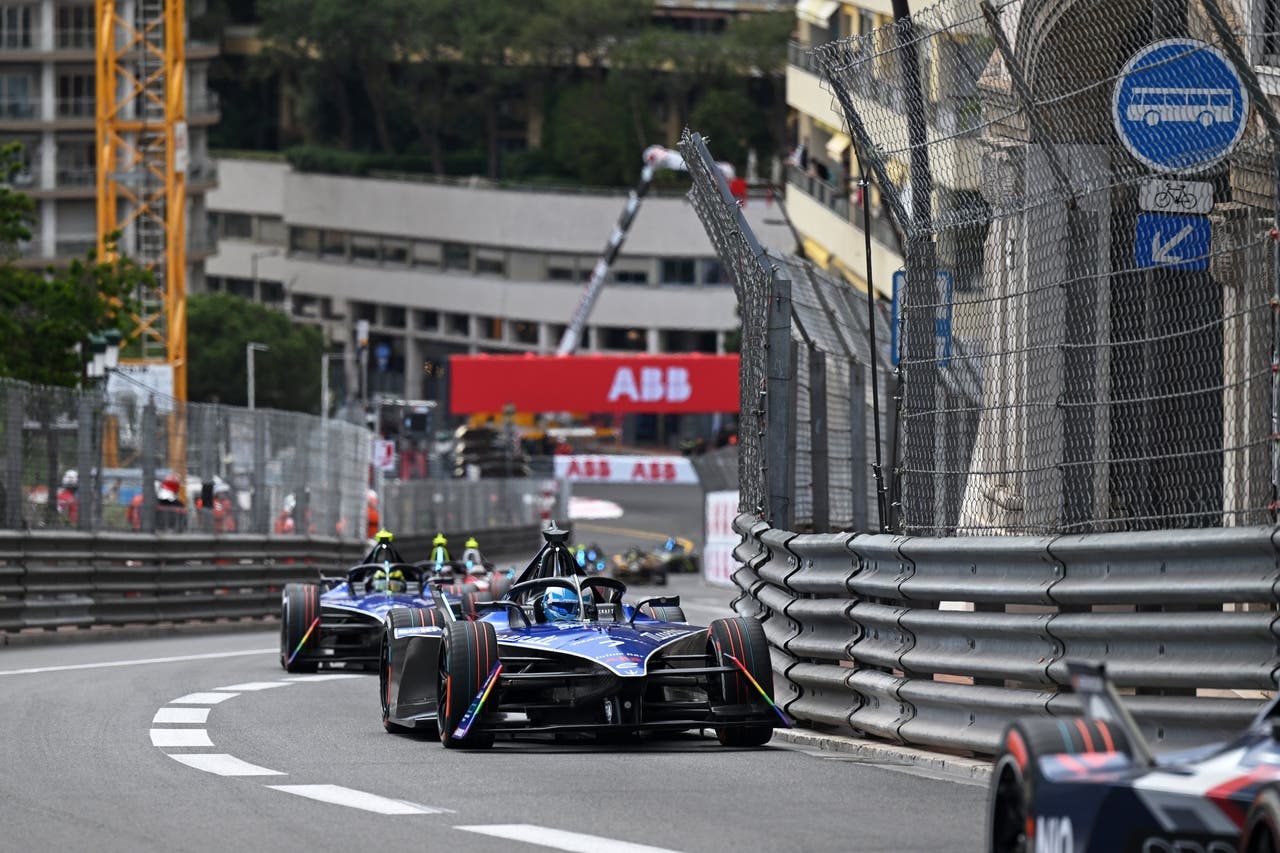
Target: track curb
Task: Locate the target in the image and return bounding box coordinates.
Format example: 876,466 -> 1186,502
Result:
770,728 -> 993,783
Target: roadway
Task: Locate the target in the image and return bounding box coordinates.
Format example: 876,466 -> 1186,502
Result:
0,482 -> 988,853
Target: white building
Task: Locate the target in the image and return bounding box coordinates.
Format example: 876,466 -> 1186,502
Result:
205,156 -> 795,409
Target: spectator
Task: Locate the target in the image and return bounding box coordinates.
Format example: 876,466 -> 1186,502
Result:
155,474 -> 187,532
55,470 -> 79,526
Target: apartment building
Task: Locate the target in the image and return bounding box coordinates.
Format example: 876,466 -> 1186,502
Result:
0,0 -> 218,286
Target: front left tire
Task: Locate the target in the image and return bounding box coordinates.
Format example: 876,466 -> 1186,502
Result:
280,583 -> 321,672
437,620 -> 499,749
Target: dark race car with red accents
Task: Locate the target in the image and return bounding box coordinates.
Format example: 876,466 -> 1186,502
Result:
987,660 -> 1280,853
379,524 -> 788,748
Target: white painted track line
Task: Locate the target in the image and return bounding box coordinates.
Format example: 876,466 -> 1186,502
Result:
213,681 -> 291,691
153,707 -> 210,724
0,648 -> 276,677
280,673 -> 364,682
166,754 -> 285,777
169,692 -> 239,704
267,785 -> 447,815
456,825 -> 687,853
150,728 -> 214,748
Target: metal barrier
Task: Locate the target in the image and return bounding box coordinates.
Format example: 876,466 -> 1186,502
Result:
0,522 -> 554,637
735,514 -> 1280,755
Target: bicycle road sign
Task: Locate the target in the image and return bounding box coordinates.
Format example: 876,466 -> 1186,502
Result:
1112,38 -> 1248,173
1138,178 -> 1213,214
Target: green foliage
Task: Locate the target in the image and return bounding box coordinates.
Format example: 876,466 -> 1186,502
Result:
0,143 -> 145,387
186,292 -> 324,413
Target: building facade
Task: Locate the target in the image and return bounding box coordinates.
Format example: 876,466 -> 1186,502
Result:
204,156 -> 794,414
0,0 -> 218,286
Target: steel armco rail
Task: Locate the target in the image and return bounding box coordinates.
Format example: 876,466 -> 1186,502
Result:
732,514 -> 1280,755
0,525 -> 545,636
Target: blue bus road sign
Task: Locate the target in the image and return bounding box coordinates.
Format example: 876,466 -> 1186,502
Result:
1112,38 -> 1248,173
891,270 -> 953,367
1135,213 -> 1211,271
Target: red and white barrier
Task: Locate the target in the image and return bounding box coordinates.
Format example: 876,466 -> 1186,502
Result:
703,489 -> 740,588
553,455 -> 698,485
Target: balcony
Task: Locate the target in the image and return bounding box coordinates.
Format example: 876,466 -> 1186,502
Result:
56,96 -> 94,119
0,101 -> 38,122
786,164 -> 901,251
55,166 -> 95,188
54,27 -> 95,52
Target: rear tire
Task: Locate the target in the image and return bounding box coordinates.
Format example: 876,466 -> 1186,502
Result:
381,607 -> 443,733
1243,784 -> 1280,853
986,717 -> 1130,852
437,620 -> 498,749
707,616 -> 774,747
280,583 -> 321,672
460,591 -> 484,621
489,572 -> 512,599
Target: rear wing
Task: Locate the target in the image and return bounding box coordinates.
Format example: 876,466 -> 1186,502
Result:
1067,660 -> 1155,767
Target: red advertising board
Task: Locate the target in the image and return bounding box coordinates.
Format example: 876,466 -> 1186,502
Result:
449,354 -> 740,414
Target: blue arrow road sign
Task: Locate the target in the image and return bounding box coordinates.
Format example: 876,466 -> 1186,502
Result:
1112,38 -> 1248,173
891,270 -> 953,367
1135,213 -> 1211,270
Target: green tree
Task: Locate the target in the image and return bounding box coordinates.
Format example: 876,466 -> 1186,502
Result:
0,143 -> 145,387
186,292 -> 324,413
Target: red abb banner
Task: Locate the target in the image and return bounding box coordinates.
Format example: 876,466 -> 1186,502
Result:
449,354 -> 740,414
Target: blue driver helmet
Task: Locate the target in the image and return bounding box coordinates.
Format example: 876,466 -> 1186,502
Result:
542,587 -> 590,622
664,537 -> 677,552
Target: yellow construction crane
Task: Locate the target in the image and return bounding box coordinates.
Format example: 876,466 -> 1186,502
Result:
95,0 -> 188,402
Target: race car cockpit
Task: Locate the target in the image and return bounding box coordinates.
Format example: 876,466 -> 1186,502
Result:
360,529 -> 406,566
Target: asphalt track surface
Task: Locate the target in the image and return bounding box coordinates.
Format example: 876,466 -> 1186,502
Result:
0,483 -> 988,853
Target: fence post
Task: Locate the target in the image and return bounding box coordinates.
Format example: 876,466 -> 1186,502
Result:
253,411 -> 268,535
851,361 -> 869,533
197,405 -> 214,532
5,386 -> 24,529
76,395 -> 95,531
767,272 -> 794,529
140,398 -> 157,533
809,345 -> 829,533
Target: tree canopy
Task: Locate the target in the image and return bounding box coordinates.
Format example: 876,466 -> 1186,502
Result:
241,0 -> 793,186
186,291 -> 324,413
0,143 -> 146,388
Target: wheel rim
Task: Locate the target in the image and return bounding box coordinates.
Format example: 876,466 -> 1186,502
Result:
990,761 -> 1029,853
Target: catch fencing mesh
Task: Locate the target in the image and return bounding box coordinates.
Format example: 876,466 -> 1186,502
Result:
803,0 -> 1278,534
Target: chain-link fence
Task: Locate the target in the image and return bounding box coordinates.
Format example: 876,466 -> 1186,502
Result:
680,131 -> 895,533
0,376 -> 371,537
808,0 -> 1279,535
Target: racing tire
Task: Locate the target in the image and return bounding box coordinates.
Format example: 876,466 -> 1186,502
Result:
986,717 -> 1130,853
460,591 -> 484,621
437,620 -> 499,749
1243,784 -> 1280,853
280,583 -> 321,673
381,607 -> 443,734
707,616 -> 774,747
639,603 -> 686,623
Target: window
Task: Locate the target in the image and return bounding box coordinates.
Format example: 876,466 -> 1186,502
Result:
218,212 -> 253,240
614,270 -> 648,285
289,227 -> 320,255
445,313 -> 469,336
548,266 -> 576,281
443,242 -> 470,272
662,329 -> 717,353
412,240 -> 440,269
599,327 -> 647,352
512,321 -> 539,345
260,280 -> 284,303
384,306 -> 405,328
353,301 -> 377,322
0,71 -> 34,118
701,259 -> 724,285
351,234 -> 378,263
56,70 -> 94,117
661,258 -> 697,285
476,316 -> 502,340
56,4 -> 93,49
56,136 -> 94,186
226,277 -> 253,299
6,134 -> 36,186
257,215 -> 286,245
414,309 -> 438,331
321,229 -> 346,259
0,4 -> 36,49
1267,0 -> 1280,62
382,238 -> 409,266
475,249 -> 505,276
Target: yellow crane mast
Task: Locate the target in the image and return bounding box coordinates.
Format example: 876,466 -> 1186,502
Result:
95,0 -> 188,402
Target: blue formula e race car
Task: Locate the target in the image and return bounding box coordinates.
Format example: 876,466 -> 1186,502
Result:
379,524 -> 788,748
987,660 -> 1280,853
280,531 -> 488,673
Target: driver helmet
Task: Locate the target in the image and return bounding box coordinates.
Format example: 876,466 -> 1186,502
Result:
385,567 -> 405,593
664,536 -> 677,551
574,544 -> 586,567
542,587 -> 591,622
371,567 -> 388,592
